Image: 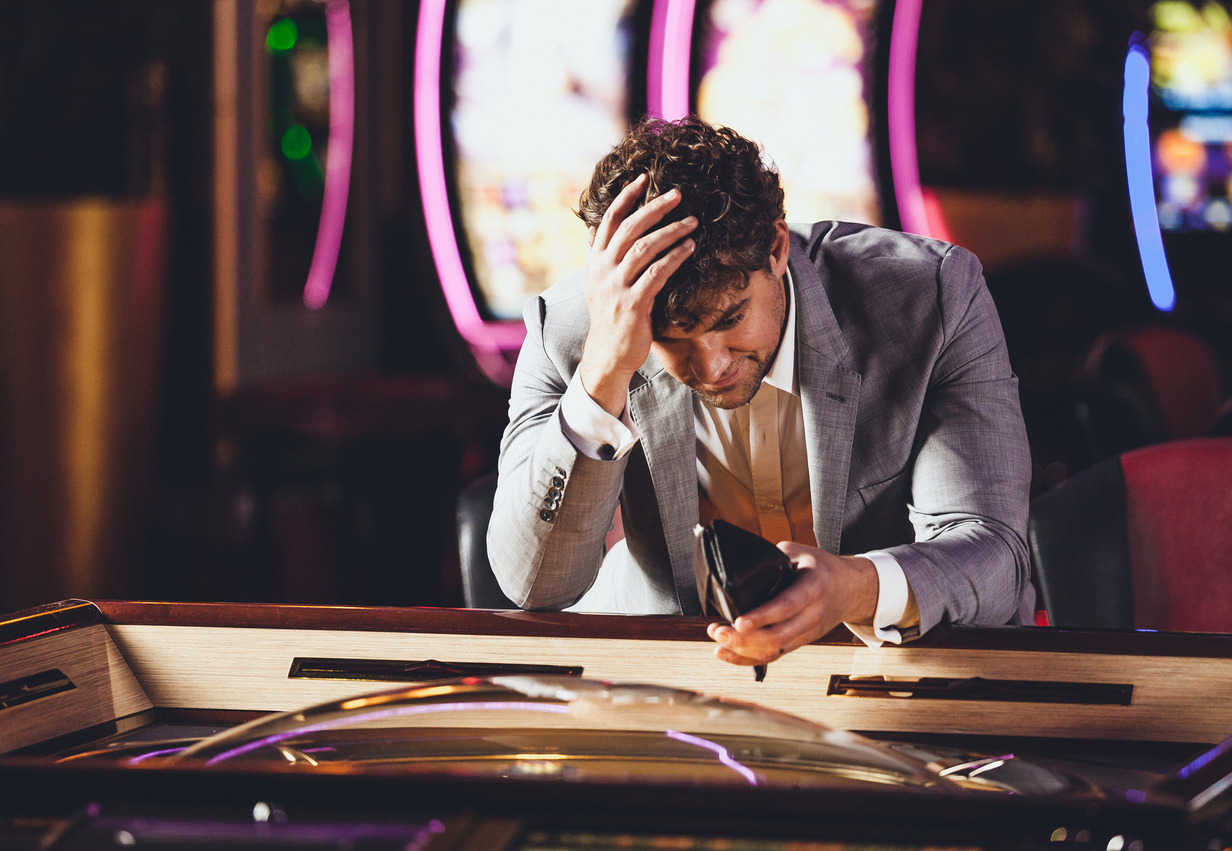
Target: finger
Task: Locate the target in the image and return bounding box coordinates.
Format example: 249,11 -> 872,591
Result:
715,630 -> 793,665
732,569 -> 818,631
605,186 -> 685,259
587,226 -> 597,247
630,236 -> 695,301
778,541 -> 819,561
714,645 -> 764,667
618,214 -> 696,279
711,619 -> 793,665
592,174 -> 648,252
721,613 -> 816,663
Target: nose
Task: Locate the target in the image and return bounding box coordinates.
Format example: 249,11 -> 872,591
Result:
690,336 -> 732,385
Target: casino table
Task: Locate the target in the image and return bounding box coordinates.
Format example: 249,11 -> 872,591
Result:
2,599 -> 1232,850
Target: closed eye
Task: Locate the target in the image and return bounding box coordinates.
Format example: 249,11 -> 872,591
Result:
714,313 -> 744,330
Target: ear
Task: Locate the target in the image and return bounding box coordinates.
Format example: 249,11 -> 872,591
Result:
768,219 -> 790,278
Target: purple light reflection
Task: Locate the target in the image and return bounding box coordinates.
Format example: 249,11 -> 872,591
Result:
648,0 -> 696,120
413,0 -> 523,384
126,746 -> 189,765
1177,736 -> 1232,780
887,0 -> 930,237
302,0 -> 354,309
664,729 -> 757,786
204,701 -> 568,765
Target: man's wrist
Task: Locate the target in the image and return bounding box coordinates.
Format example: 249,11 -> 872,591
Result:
842,555 -> 880,625
577,360 -> 637,418
559,371 -> 642,461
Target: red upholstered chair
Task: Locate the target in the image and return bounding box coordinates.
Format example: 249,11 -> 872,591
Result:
1074,327 -> 1226,462
1028,437 -> 1232,631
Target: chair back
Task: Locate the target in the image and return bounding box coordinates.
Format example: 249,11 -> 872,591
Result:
1028,455 -> 1134,628
1029,437 -> 1232,631
1122,437 -> 1232,632
456,472 -> 517,609
1075,327 -> 1224,461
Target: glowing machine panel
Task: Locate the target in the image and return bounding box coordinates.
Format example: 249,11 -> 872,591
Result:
417,0 -> 924,384
696,0 -> 884,226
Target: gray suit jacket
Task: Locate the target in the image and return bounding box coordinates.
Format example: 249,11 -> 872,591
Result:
488,222 -> 1034,634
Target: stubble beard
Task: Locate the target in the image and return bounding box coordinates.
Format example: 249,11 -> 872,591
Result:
688,352 -> 775,409
675,270 -> 789,409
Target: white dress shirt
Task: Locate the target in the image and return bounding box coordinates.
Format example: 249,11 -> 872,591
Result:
558,271 -> 919,646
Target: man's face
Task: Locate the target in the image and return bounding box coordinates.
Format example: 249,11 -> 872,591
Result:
650,221 -> 791,409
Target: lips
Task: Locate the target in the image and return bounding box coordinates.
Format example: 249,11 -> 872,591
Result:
702,361 -> 744,392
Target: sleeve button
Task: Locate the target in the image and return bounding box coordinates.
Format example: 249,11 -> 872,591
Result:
550,476 -> 565,489
599,444 -> 616,460
539,509 -> 555,522
542,497 -> 558,510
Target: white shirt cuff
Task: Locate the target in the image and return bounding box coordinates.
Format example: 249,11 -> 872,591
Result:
558,370 -> 642,461
844,551 -> 919,649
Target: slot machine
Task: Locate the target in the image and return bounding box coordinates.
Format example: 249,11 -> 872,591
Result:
413,0 -> 939,384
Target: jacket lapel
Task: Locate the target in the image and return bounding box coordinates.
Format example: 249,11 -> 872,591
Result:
790,242 -> 862,554
629,355 -> 700,613
624,235 -> 861,605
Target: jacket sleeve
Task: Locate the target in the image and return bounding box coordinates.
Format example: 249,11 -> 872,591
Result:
486,291 -> 627,609
883,245 -> 1034,634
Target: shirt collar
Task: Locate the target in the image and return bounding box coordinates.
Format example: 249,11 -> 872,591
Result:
762,267 -> 798,397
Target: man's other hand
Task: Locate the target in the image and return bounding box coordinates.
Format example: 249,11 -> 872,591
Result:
706,543 -> 879,666
578,173 -> 698,417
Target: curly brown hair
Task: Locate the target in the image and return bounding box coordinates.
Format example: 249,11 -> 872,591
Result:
577,116 -> 785,332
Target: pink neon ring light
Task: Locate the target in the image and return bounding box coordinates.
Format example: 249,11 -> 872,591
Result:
416,0 -> 934,383
414,0 -> 524,385
651,0 -> 933,237
303,0 -> 356,309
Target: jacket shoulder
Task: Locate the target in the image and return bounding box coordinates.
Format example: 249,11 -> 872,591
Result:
797,221 -> 984,301
799,220 -> 967,266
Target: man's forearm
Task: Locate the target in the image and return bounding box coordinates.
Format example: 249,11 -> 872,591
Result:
489,414 -> 628,609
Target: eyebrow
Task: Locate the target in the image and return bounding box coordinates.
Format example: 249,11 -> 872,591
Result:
654,297 -> 751,342
706,297 -> 750,331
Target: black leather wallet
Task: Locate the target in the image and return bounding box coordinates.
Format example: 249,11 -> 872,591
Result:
695,519 -> 798,681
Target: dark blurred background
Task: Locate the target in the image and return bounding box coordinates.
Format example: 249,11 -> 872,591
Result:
0,0 -> 1227,613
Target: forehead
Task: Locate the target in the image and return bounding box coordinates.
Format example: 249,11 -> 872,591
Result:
653,286 -> 751,341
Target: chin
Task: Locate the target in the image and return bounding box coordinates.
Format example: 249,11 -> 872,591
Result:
692,378 -> 761,409
693,358 -> 772,408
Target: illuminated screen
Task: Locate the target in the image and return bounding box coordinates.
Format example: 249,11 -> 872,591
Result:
1150,0 -> 1232,232
451,0 -> 639,320
697,0 -> 883,226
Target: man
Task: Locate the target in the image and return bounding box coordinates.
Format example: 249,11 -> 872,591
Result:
488,117 -> 1033,670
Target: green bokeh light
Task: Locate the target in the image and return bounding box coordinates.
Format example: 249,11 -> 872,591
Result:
267,18 -> 298,53
281,125 -> 313,161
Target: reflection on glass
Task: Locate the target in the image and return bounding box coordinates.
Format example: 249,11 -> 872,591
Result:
697,0 -> 882,226
517,831 -> 984,851
51,675 -> 1154,803
1150,1 -> 1232,231
452,0 -> 638,319
170,676 -> 957,792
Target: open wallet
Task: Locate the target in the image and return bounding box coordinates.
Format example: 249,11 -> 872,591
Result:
693,519 -> 799,682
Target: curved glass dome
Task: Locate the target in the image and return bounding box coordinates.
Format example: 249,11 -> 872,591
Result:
170,676 -> 959,792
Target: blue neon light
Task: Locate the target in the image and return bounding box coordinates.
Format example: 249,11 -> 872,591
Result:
1123,33 -> 1177,312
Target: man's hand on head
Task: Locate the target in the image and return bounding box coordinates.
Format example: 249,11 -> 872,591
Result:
578,173 -> 698,417
706,544 -> 880,666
